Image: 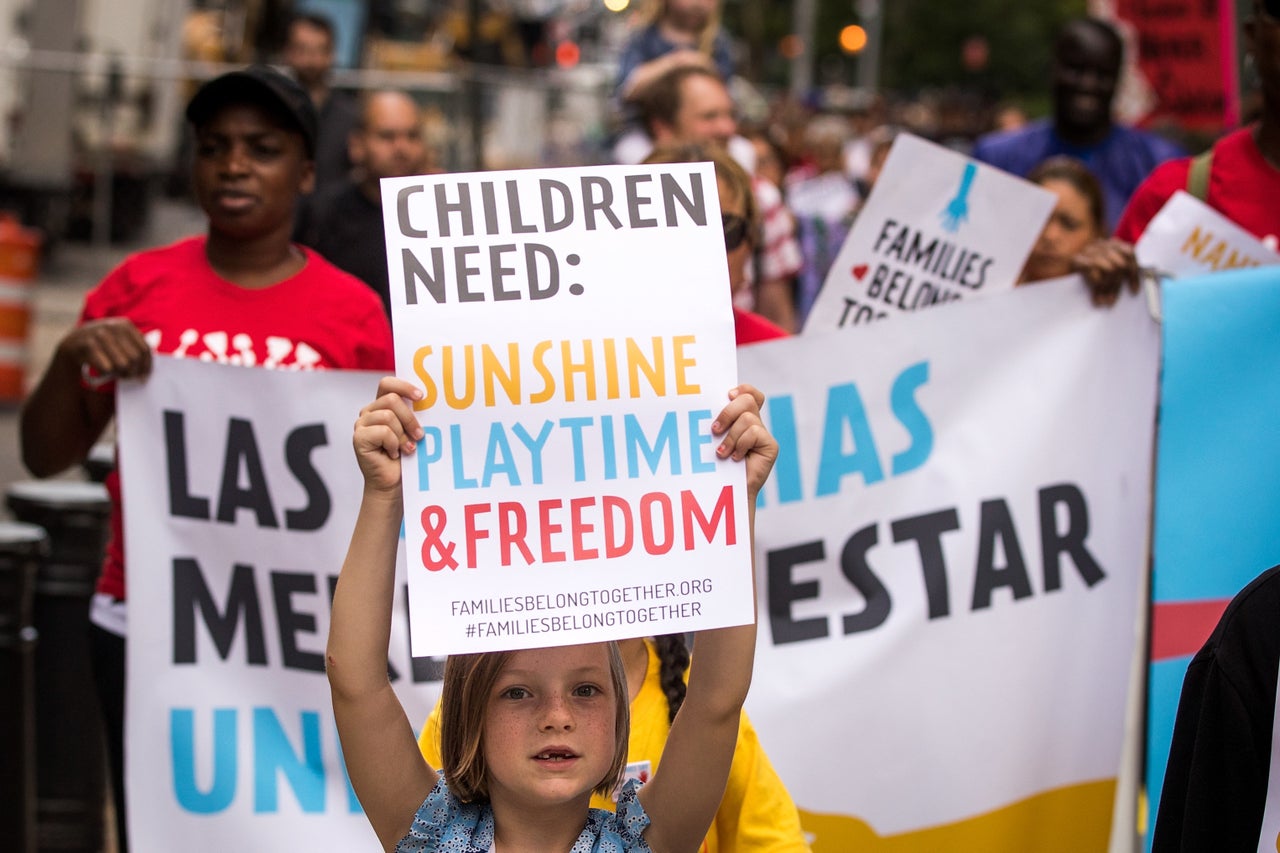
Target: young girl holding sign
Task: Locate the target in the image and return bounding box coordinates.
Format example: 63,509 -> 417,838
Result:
327,376 -> 776,852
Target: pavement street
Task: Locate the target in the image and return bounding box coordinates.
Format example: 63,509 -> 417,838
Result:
0,198 -> 206,497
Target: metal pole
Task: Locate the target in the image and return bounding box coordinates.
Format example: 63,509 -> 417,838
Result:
466,0 -> 485,171
93,60 -> 123,247
790,0 -> 817,96
856,0 -> 883,92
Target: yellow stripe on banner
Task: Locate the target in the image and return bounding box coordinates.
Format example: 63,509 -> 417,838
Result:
801,779 -> 1116,853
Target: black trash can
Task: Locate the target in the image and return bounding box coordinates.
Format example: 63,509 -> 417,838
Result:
81,443 -> 116,486
6,481 -> 110,853
0,521 -> 48,853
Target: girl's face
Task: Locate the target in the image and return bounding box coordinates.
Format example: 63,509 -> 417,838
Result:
1024,178 -> 1100,282
718,177 -> 753,294
482,643 -> 618,809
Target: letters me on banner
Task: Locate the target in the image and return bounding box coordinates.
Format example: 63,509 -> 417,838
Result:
742,282 -> 1159,850
380,164 -> 749,656
118,358 -> 441,852
802,133 -> 1054,333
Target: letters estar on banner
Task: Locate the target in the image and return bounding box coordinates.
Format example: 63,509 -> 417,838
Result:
380,164 -> 750,656
119,358 -> 442,853
744,281 -> 1160,849
802,133 -> 1055,333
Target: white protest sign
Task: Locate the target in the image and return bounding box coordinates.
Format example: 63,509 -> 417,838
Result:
380,164 -> 749,656
743,280 -> 1159,846
119,357 -> 442,853
1136,189 -> 1280,277
802,133 -> 1055,333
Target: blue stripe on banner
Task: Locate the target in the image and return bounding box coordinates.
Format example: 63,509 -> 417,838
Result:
1154,268 -> 1280,603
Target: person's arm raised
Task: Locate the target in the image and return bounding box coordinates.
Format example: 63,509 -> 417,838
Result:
639,385 -> 776,853
327,377 -> 435,853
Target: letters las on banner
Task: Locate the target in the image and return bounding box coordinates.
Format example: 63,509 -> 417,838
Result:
741,281 -> 1159,850
380,164 -> 749,656
1145,267 -> 1280,850
801,133 -> 1055,333
118,358 -> 441,852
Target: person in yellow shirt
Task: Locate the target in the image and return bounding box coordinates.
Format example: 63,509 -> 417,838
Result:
418,634 -> 811,853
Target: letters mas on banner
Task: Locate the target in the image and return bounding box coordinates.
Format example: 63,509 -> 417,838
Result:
742,281 -> 1160,848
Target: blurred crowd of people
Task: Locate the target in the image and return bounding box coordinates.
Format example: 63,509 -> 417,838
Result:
236,0 -> 1274,336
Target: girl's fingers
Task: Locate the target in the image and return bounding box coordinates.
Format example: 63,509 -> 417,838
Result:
355,420 -> 411,469
359,407 -> 408,443
375,392 -> 424,440
715,406 -> 767,460
375,375 -> 421,400
729,383 -> 766,409
712,385 -> 764,435
364,377 -> 425,440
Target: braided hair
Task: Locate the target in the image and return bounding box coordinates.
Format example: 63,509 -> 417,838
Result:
652,633 -> 691,725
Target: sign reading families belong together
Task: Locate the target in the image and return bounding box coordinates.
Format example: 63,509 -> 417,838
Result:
803,133 -> 1055,332
381,164 -> 750,655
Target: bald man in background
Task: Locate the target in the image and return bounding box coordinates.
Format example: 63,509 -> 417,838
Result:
297,89 -> 433,315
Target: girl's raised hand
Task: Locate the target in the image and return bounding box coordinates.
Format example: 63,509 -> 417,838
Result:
354,377 -> 424,494
710,383 -> 777,501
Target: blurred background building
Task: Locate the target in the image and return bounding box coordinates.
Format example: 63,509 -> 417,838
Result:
0,0 -> 1253,250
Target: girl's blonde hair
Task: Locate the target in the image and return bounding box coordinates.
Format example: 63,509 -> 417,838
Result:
439,643 -> 631,802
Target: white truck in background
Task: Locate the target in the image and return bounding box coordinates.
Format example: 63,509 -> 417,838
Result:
0,0 -> 190,244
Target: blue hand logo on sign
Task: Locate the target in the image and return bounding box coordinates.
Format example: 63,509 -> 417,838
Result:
940,163 -> 977,233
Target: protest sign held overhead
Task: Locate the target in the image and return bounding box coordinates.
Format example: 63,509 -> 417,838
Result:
744,280 -> 1160,849
119,358 -> 441,853
381,164 -> 750,656
802,133 -> 1055,333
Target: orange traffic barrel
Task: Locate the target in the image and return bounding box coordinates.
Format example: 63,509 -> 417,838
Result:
0,213 -> 42,403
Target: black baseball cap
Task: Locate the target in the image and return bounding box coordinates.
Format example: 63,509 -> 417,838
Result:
185,65 -> 318,158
